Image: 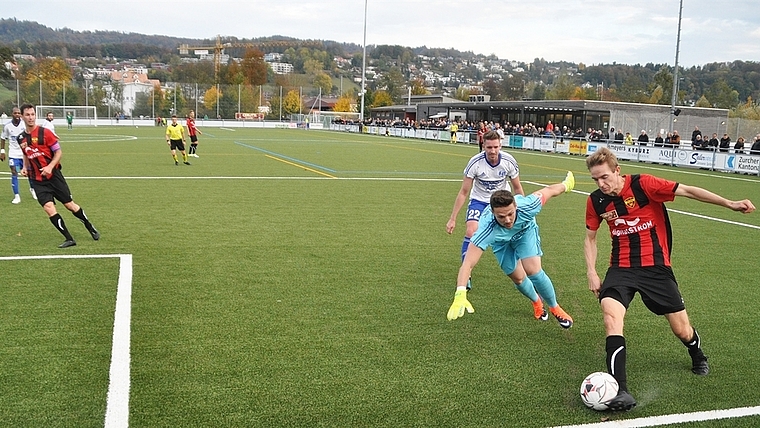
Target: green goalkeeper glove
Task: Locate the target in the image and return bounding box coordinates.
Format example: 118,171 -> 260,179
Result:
447,289 -> 474,321
562,171 -> 575,193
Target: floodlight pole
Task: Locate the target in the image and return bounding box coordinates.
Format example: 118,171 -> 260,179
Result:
360,0 -> 367,122
669,0 -> 683,134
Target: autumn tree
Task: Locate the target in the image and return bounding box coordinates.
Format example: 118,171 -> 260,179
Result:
454,86 -> 478,101
22,57 -> 72,105
333,93 -> 356,112
282,89 -> 303,116
695,95 -> 712,108
573,86 -> 598,100
730,97 -> 760,120
313,72 -> 333,95
204,86 -> 222,112
370,90 -> 393,108
501,75 -> 525,100
705,79 -> 740,109
410,78 -> 427,95
303,58 -> 324,76
545,75 -> 577,100
376,67 -> 405,102
648,67 -> 673,105
241,49 -> 268,86
172,62 -> 215,85
223,61 -> 245,85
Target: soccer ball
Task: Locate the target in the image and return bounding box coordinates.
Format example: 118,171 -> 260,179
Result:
580,372 -> 619,411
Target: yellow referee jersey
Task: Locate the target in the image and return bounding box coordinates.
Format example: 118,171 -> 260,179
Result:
166,123 -> 185,140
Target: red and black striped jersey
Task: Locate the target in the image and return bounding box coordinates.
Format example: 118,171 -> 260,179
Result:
19,126 -> 61,181
186,117 -> 198,136
586,174 -> 678,267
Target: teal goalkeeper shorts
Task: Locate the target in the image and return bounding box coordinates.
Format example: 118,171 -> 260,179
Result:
490,225 -> 543,275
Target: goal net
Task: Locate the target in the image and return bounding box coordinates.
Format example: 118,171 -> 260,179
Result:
36,105 -> 98,123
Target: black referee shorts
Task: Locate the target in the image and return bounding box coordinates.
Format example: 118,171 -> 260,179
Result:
32,169 -> 73,206
169,139 -> 185,151
599,265 -> 686,315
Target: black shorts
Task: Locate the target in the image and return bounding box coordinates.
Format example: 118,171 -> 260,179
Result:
599,265 -> 685,315
190,135 -> 198,143
32,169 -> 73,206
170,139 -> 185,151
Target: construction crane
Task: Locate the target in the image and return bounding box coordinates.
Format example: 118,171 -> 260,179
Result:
178,35 -> 323,83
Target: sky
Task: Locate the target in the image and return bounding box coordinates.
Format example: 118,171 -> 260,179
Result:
9,0 -> 760,67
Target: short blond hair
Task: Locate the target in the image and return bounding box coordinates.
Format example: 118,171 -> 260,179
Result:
586,147 -> 619,171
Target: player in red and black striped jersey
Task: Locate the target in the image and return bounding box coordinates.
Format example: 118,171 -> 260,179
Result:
583,147 -> 755,411
18,103 -> 100,248
186,110 -> 202,158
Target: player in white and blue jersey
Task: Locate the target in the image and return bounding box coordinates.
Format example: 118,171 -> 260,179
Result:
447,172 -> 576,327
0,106 -> 36,204
447,130 -> 523,290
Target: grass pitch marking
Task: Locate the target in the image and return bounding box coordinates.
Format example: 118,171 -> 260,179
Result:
0,254 -> 132,428
552,405 -> 760,427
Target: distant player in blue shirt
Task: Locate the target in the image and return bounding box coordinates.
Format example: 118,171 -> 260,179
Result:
447,171 -> 576,328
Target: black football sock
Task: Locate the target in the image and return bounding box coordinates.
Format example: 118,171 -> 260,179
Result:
606,335 -> 628,392
50,213 -> 74,241
72,208 -> 96,232
682,328 -> 705,356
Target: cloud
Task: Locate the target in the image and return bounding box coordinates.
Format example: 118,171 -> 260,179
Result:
6,0 -> 760,66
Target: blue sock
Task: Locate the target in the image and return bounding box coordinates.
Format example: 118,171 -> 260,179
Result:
11,175 -> 19,195
513,275 -> 539,302
460,237 -> 471,261
528,270 -> 558,308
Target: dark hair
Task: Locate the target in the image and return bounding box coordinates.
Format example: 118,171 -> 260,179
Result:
490,190 -> 515,208
483,130 -> 501,142
20,103 -> 35,113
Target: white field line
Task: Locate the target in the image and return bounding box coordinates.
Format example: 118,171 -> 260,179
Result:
550,405 -> 760,428
0,254 -> 132,428
6,175 -> 757,230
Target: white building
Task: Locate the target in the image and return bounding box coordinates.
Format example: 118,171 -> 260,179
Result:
107,70 -> 160,116
269,62 -> 294,74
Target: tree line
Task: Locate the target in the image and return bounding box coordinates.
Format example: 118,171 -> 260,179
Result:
1,18 -> 759,118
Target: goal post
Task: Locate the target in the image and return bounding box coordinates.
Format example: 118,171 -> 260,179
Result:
36,105 -> 98,125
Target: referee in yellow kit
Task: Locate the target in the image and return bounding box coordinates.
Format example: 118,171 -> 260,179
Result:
166,115 -> 191,166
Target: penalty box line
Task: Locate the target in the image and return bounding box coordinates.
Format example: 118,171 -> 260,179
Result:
0,254 -> 132,428
551,405 -> 760,428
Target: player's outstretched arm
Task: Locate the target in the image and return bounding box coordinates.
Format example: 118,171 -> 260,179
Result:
447,244 -> 483,320
675,184 -> 755,214
532,171 -> 575,203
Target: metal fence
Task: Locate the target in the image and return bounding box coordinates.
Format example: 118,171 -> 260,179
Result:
0,79 -> 340,121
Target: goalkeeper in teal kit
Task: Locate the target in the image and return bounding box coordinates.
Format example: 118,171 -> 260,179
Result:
447,171 -> 576,328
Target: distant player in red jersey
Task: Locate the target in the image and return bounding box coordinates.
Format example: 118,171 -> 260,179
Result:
18,103 -> 100,248
186,110 -> 202,158
583,147 -> 755,411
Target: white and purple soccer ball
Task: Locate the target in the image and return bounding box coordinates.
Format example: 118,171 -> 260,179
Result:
580,372 -> 619,411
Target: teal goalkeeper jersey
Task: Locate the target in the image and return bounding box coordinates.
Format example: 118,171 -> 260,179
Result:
470,193 -> 543,250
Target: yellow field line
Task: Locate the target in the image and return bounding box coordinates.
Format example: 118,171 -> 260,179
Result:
264,154 -> 337,178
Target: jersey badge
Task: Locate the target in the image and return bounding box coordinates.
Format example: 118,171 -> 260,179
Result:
600,210 -> 618,221
624,196 -> 636,208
